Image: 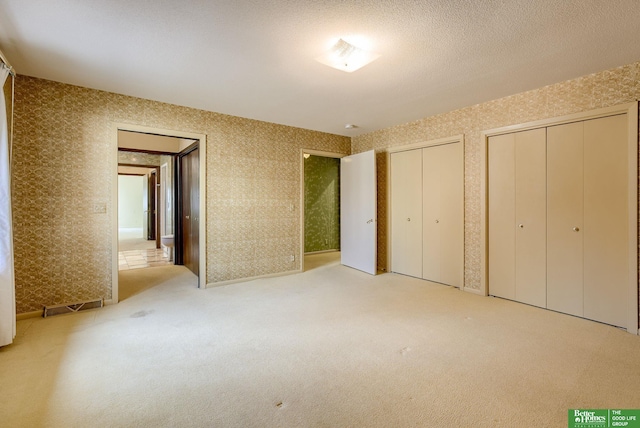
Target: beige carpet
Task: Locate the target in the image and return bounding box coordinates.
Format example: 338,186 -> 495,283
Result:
119,227 -> 157,251
1,253 -> 639,427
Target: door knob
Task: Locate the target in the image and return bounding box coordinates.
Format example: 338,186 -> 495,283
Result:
407,218 -> 411,222
573,227 -> 580,232
186,215 -> 190,219
518,224 -> 524,229
435,219 -> 439,224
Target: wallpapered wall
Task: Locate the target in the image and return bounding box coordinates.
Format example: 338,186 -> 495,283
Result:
352,61 -> 640,292
118,151 -> 162,166
304,155 -> 340,253
12,76 -> 350,313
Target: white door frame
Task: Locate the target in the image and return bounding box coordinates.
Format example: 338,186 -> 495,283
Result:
480,102 -> 638,335
111,123 -> 207,304
299,149 -> 347,272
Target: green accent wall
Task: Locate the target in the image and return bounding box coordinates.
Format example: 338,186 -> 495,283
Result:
304,155 -> 340,253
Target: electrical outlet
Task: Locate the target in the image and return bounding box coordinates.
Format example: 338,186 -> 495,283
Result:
93,203 -> 107,214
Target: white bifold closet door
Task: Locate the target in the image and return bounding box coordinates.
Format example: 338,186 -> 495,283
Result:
489,114 -> 629,328
546,122 -> 584,317
422,143 -> 464,287
390,142 -> 463,287
547,115 -> 628,327
390,149 -> 422,278
488,128 -> 547,307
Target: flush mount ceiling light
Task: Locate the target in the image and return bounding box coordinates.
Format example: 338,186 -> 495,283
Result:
316,38 -> 380,73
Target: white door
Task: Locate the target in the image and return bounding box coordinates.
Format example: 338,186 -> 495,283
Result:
390,149 -> 422,277
583,114 -> 628,327
488,130 -> 546,304
341,150 -> 377,275
513,129 -> 546,308
488,133 -> 516,300
421,147 -> 441,282
432,142 -> 464,288
547,122 -> 584,317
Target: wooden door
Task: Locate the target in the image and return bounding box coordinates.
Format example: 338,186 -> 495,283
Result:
340,150 -> 377,275
147,170 -> 160,247
514,129 -> 546,307
390,149 -> 422,278
583,114 -> 628,327
438,142 -> 464,287
181,147 -> 199,276
142,174 -> 149,239
488,133 -> 516,300
547,122 -> 584,317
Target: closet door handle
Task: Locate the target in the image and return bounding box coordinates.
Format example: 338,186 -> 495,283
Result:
518,224 -> 524,229
435,219 -> 439,223
407,218 -> 411,222
573,227 -> 580,232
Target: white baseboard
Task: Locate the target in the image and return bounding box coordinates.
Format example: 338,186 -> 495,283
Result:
16,310 -> 42,321
206,269 -> 303,288
104,299 -> 115,306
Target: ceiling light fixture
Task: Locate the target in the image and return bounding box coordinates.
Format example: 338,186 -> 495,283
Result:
316,38 -> 380,73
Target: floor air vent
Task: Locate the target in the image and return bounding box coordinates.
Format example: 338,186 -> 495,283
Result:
43,300 -> 103,317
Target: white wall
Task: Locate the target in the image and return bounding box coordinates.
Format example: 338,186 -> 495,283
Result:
118,175 -> 144,228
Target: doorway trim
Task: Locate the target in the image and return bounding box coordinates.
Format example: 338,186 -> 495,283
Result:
118,163 -> 161,248
299,149 -> 347,272
111,123 -> 207,304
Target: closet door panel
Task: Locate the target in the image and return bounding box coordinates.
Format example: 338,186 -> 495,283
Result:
438,142 -> 464,287
547,122 -> 584,317
488,134 -> 516,300
583,114 -> 628,327
514,129 -> 547,308
390,150 -> 422,277
422,146 -> 441,282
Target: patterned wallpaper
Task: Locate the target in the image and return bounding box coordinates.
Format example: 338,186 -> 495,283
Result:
304,155 -> 340,253
10,61 -> 640,313
352,61 -> 640,291
12,76 -> 350,313
118,151 -> 162,166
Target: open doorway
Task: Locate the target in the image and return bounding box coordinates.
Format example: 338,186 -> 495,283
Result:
111,125 -> 207,303
300,149 -> 346,271
117,163 -> 168,270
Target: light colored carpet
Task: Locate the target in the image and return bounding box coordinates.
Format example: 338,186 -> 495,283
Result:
1,253 -> 639,427
119,227 -> 157,251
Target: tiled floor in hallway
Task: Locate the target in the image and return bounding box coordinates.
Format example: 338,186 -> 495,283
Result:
118,248 -> 171,270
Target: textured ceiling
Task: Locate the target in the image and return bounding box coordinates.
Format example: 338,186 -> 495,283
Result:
1,0 -> 639,136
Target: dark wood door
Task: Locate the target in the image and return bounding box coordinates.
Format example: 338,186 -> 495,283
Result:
147,170 -> 158,243
180,147 -> 199,276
